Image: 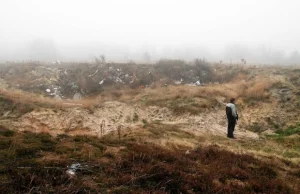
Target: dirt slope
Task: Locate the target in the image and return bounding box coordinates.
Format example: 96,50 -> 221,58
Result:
2,101 -> 258,141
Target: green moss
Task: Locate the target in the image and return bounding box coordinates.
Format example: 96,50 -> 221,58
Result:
275,126 -> 300,136
283,151 -> 300,158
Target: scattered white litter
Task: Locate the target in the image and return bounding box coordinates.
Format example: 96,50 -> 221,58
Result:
46,89 -> 51,93
185,81 -> 202,87
99,79 -> 104,85
3,111 -> 11,117
175,78 -> 183,85
116,77 -> 123,83
185,150 -> 191,155
88,69 -> 99,77
66,163 -> 81,176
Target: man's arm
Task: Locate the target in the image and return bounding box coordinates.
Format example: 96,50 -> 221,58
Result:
231,105 -> 237,118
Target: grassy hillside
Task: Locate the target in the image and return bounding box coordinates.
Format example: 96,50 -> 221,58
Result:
0,63 -> 300,193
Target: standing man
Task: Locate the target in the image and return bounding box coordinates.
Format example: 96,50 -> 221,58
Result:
226,98 -> 238,138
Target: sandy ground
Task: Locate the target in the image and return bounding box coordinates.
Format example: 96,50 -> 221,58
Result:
10,101 -> 259,140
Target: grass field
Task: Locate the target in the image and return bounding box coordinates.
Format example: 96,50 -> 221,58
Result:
0,125 -> 298,193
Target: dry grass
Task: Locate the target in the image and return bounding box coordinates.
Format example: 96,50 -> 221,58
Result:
1,63 -> 300,193
132,75 -> 275,114
0,71 -> 283,116
242,78 -> 273,101
0,88 -> 75,109
0,86 -> 143,111
0,126 -> 298,193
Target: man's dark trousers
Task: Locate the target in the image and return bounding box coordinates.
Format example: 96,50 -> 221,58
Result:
227,119 -> 236,138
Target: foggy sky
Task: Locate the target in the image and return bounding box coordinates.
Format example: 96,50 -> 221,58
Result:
1,0 -> 300,63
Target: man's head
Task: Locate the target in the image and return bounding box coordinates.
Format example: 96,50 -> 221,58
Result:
230,98 -> 236,103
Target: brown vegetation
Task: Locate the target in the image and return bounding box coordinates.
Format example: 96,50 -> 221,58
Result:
0,126 -> 298,193
0,62 -> 300,193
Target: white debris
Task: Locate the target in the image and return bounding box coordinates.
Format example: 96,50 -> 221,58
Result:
52,60 -> 62,65
99,79 -> 104,85
175,78 -> 183,85
116,77 -> 123,83
3,111 -> 11,117
88,69 -> 99,77
66,169 -> 75,176
185,150 -> 191,155
185,81 -> 202,87
195,80 -> 201,86
66,163 -> 81,176
46,89 -> 51,93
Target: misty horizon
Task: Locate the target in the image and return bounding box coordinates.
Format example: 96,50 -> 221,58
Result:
1,0 -> 300,64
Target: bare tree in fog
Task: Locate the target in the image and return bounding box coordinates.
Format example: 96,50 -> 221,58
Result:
95,54 -> 106,65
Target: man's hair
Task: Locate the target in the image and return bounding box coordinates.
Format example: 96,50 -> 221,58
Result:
230,98 -> 235,103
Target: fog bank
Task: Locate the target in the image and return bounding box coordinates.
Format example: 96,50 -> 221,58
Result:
1,0 -> 300,64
